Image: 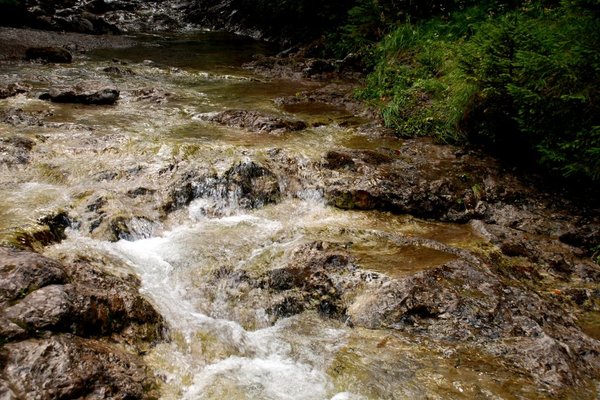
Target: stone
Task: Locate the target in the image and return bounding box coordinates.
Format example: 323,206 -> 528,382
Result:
223,161 -> 281,208
40,87 -> 120,105
162,161 -> 281,213
0,248 -> 164,399
4,284 -> 74,333
200,109 -> 307,134
103,65 -> 135,75
0,247 -> 164,342
0,247 -> 67,304
0,83 -> 28,99
25,46 -> 72,63
324,150 -> 355,170
0,134 -> 36,166
0,335 -> 153,399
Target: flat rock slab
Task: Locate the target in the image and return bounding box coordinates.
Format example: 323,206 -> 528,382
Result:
200,109 -> 307,134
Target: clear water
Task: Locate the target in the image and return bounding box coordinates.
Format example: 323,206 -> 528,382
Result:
0,31 -> 557,399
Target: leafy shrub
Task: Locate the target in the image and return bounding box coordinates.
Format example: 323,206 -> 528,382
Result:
462,9 -> 600,180
357,1 -> 600,181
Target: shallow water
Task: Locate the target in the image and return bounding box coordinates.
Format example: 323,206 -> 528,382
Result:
0,31 -> 556,399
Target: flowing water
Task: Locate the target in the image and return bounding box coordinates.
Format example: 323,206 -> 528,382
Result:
1,32 -> 550,399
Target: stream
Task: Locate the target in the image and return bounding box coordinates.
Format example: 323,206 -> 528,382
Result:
1,32 -> 575,399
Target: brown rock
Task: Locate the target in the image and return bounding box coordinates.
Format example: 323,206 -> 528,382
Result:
25,46 -> 72,63
39,87 -> 120,105
1,335 -> 153,399
0,247 -> 67,304
200,109 -> 306,134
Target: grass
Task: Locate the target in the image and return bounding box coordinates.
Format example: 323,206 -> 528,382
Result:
339,2 -> 599,182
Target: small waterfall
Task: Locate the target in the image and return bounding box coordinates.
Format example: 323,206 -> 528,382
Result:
54,195 -> 363,399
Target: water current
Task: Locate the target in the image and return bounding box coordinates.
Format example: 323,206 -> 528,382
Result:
0,32 -> 548,399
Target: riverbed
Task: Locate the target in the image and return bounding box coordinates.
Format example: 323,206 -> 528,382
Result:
1,31 -> 598,399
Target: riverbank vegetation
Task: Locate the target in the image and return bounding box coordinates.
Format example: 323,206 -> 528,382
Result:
328,0 -> 600,183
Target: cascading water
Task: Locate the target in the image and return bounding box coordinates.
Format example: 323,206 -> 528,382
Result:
1,31 -> 556,399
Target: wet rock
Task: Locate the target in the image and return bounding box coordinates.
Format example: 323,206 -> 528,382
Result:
323,139 -> 528,222
0,247 -> 67,304
93,170 -> 119,181
245,55 -> 346,81
130,88 -> 170,104
8,211 -> 72,251
64,259 -> 164,339
302,58 -> 336,76
1,108 -> 52,127
0,248 -> 164,341
86,195 -> 107,212
0,83 -> 28,99
560,224 -> 600,256
345,259 -> 600,391
324,150 -> 355,170
0,247 -> 163,399
39,212 -> 71,243
161,174 -> 197,213
24,46 -> 72,63
324,149 -> 393,171
274,83 -> 377,120
0,134 -> 36,166
223,161 -> 281,208
0,27 -> 137,61
105,215 -> 155,242
163,161 -> 281,213
195,242 -> 361,328
126,187 -> 156,198
200,109 -> 307,134
0,335 -> 153,399
21,0 -> 187,34
40,86 -> 120,105
264,244 -> 356,320
103,65 -> 136,76
86,0 -> 138,14
4,284 -> 74,333
193,231 -> 600,393
25,1 -> 121,34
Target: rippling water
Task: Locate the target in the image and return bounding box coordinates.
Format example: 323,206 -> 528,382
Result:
0,32 -> 554,399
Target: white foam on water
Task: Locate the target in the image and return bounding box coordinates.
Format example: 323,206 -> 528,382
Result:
182,355 -> 333,400
52,198 -> 369,399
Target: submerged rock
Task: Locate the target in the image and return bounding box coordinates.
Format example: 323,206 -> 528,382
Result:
40,86 -> 120,105
200,109 -> 307,134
